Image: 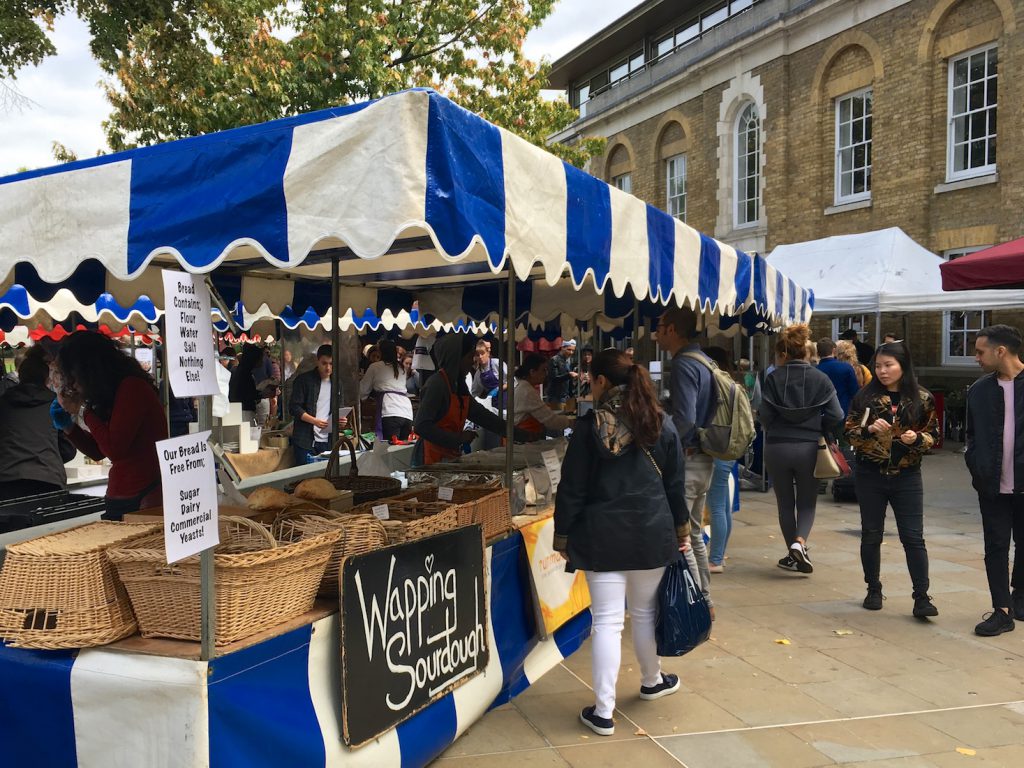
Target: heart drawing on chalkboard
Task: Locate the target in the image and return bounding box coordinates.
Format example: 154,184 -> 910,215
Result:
424,554 -> 434,573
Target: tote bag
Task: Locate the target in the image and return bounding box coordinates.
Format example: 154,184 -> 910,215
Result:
814,437 -> 850,479
655,556 -> 712,657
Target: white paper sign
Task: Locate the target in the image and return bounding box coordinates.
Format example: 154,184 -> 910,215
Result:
437,486 -> 454,502
371,504 -> 390,521
161,270 -> 219,396
649,361 -> 662,382
541,450 -> 562,490
158,431 -> 220,563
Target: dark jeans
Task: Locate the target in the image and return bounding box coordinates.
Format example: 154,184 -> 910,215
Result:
765,440 -> 820,544
855,464 -> 929,595
978,494 -> 1024,610
381,417 -> 412,441
292,440 -> 330,466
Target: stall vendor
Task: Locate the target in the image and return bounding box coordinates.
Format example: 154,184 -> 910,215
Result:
51,331 -> 166,519
413,334 -> 537,465
290,344 -> 349,465
513,354 -> 574,440
545,339 -> 578,404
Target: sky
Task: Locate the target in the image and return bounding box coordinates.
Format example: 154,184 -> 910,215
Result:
0,1 -> 637,177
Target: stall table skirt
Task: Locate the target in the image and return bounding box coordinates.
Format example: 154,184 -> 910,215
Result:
0,531 -> 591,768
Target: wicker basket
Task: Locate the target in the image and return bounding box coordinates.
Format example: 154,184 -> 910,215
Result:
391,486 -> 511,541
276,513 -> 389,596
349,500 -> 459,545
0,522 -> 160,649
324,437 -> 401,505
108,516 -> 340,646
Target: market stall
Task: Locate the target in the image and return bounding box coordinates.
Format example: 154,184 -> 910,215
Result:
0,88 -> 811,767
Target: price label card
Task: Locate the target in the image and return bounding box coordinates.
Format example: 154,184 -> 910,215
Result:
438,486 -> 454,502
541,450 -> 562,489
371,504 -> 390,521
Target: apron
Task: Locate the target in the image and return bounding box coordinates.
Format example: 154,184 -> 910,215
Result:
516,414 -> 546,440
422,371 -> 470,465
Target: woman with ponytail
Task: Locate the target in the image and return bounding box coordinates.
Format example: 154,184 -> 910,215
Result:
554,349 -> 690,737
759,324 -> 844,574
359,339 -> 414,441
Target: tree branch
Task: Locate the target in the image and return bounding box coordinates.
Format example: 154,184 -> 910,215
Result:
388,0 -> 500,68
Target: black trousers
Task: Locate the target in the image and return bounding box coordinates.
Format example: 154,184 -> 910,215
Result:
381,416 -> 412,441
855,465 -> 930,595
978,494 -> 1024,610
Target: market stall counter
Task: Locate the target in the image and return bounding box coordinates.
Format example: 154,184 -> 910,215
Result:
0,526 -> 590,768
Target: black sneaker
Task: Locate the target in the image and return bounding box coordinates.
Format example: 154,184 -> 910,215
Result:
580,706 -> 615,736
777,554 -> 800,571
639,673 -> 680,701
975,610 -> 1015,637
912,594 -> 938,618
789,542 -> 813,574
1012,590 -> 1024,621
863,585 -> 884,611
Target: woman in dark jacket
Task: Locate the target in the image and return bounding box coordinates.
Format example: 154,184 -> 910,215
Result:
228,343 -> 264,414
759,324 -> 844,575
554,349 -> 689,737
845,340 -> 939,618
0,347 -> 76,501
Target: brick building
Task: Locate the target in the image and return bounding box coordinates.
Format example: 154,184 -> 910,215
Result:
547,0 -> 1024,392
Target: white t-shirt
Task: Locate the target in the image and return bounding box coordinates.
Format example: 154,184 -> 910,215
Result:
313,379 -> 331,443
999,378 -> 1015,494
359,361 -> 414,420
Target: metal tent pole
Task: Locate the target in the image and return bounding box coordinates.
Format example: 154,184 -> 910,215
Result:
497,287 -> 506,421
331,256 -> 342,447
504,266 -> 516,494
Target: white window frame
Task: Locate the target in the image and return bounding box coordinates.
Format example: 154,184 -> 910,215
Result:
666,154 -> 686,221
613,173 -> 632,194
946,44 -> 997,182
941,247 -> 990,364
834,87 -> 872,205
734,103 -> 761,229
831,316 -> 868,341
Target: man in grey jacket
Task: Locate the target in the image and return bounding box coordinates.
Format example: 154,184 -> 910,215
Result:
657,306 -> 716,610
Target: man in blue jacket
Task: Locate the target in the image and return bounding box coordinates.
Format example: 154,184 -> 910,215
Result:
657,306 -> 715,611
816,339 -> 861,430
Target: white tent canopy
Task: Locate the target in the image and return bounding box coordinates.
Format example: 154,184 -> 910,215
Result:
767,227 -> 1024,314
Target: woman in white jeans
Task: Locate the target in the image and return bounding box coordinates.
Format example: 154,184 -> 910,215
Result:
554,349 -> 691,736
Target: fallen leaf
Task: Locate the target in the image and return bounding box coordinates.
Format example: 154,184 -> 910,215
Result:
634,728 -> 648,736
832,629 -> 853,636
956,747 -> 976,756
775,638 -> 791,645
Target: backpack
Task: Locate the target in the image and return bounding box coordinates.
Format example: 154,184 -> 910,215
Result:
682,352 -> 756,460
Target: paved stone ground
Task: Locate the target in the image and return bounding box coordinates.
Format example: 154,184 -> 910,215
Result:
438,447 -> 1024,766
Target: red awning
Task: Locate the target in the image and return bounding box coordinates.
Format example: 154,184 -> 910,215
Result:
940,237 -> 1024,291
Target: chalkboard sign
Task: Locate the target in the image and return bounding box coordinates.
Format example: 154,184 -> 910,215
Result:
339,525 -> 488,746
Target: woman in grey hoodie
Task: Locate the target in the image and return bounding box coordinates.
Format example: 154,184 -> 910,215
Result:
758,325 -> 844,574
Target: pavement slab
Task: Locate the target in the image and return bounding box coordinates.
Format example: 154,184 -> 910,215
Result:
439,450 -> 1024,766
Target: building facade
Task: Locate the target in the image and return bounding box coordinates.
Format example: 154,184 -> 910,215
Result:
548,0 -> 1024,384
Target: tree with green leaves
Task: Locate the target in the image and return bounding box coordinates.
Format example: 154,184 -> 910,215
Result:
3,1 -> 602,167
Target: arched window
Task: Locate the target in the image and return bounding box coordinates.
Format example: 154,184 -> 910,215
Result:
735,103 -> 760,227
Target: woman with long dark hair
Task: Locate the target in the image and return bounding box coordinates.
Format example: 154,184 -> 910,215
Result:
554,349 -> 689,736
759,324 -> 844,574
845,340 -> 939,617
51,331 -> 167,518
512,353 -> 573,438
359,339 -> 414,441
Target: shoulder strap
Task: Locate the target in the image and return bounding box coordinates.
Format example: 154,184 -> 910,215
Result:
681,350 -> 716,371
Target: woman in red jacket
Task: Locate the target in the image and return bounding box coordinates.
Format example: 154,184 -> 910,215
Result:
52,331 -> 167,519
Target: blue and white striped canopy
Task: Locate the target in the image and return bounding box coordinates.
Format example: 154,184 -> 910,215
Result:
0,89 -> 811,326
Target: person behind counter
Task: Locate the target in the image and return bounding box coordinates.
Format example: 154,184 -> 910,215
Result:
0,346 -> 77,501
290,344 -> 349,465
360,339 -> 414,442
50,331 -> 166,519
413,334 -> 537,465
228,343 -> 265,415
546,339 -> 578,405
513,353 -> 574,439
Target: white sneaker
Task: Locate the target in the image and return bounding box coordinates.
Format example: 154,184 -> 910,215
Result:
789,542 -> 813,574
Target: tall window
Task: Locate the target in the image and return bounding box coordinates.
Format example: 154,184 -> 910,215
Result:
835,89 -> 872,203
942,248 -> 989,364
735,103 -> 760,227
948,45 -> 997,180
830,316 -> 868,341
666,155 -> 686,221
613,173 -> 632,194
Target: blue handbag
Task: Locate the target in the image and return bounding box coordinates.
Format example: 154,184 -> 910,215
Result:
655,556 -> 712,656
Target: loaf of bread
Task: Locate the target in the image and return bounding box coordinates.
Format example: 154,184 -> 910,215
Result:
294,478 -> 340,501
246,486 -> 291,511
